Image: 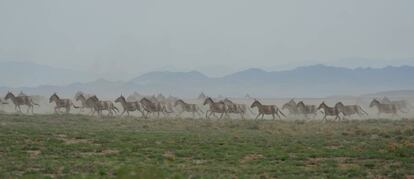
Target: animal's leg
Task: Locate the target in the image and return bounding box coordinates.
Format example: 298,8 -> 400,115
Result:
208,111 -> 215,120
108,109 -> 113,117
219,112 -> 225,120
276,112 -> 282,120
255,113 -> 261,120
207,111 -> 212,120
272,113 -> 276,120
139,110 -> 145,118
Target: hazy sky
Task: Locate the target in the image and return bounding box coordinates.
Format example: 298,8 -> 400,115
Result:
1,0 -> 414,77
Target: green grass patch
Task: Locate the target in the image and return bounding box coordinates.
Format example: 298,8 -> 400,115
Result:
0,114 -> 413,178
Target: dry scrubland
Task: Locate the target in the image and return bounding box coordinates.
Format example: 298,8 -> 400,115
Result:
0,114 -> 414,178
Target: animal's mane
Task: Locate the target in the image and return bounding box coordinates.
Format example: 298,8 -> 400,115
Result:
141,97 -> 151,103
176,99 -> 184,103
87,95 -> 99,102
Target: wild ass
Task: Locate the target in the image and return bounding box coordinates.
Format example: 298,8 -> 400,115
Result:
334,102 -> 368,118
49,93 -> 79,114
139,97 -> 168,118
250,100 -> 285,120
203,97 -> 227,120
370,99 -> 399,117
174,99 -> 203,118
296,101 -> 318,118
86,95 -> 118,116
4,92 -> 39,114
317,102 -> 341,120
282,99 -> 299,116
115,95 -> 145,117
75,92 -> 95,114
222,98 -> 248,119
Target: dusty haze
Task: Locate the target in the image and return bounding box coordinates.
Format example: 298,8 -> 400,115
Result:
1,0 -> 414,82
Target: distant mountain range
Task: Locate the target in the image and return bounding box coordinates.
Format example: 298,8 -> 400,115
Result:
0,61 -> 99,87
1,61 -> 414,98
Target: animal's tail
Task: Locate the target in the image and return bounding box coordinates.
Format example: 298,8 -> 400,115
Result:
31,99 -> 40,106
278,108 -> 286,118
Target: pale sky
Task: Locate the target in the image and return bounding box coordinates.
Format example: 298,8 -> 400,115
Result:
1,0 -> 414,77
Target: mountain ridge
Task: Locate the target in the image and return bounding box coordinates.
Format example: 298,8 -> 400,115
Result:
1,63 -> 414,98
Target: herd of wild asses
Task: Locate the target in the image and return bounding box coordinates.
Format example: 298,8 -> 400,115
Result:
0,91 -> 412,120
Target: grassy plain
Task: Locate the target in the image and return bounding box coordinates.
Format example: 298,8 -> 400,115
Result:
0,114 -> 413,178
